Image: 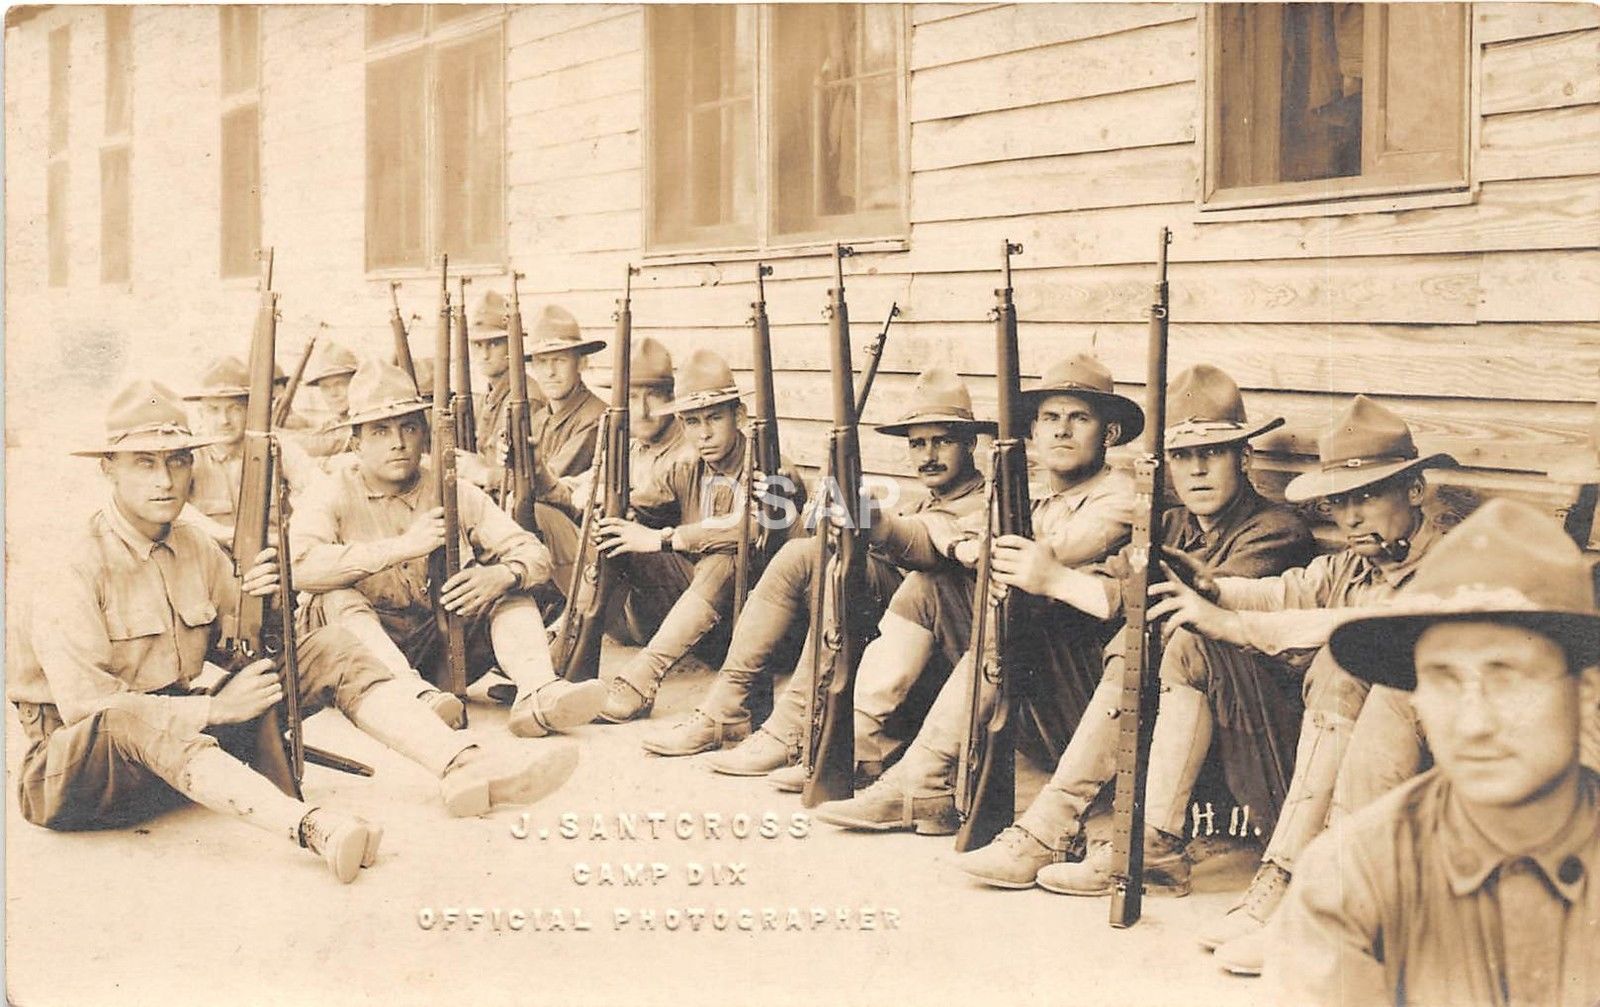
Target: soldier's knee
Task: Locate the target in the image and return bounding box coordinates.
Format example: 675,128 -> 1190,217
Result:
1157,627 -> 1211,689
1303,649 -> 1369,720
97,702 -> 210,766
885,573 -> 939,629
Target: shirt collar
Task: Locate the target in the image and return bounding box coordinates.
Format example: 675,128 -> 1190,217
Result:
546,383 -> 596,424
931,469 -> 985,504
1175,485 -> 1265,552
1439,768 -> 1598,903
101,497 -> 164,559
357,460 -> 431,505
1365,514 -> 1444,588
1035,464 -> 1113,510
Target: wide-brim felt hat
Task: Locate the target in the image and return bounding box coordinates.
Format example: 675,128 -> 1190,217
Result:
334,359 -> 432,429
74,379 -> 231,456
468,288 -> 512,342
662,348 -> 743,414
876,365 -> 997,438
1164,364 -> 1285,450
306,342 -> 359,384
525,304 -> 606,357
1284,395 -> 1456,503
1329,498 -> 1600,690
182,355 -> 251,400
630,336 -> 675,388
1018,353 -> 1144,446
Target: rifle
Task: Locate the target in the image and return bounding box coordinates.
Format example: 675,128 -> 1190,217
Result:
733,262 -> 783,622
454,275 -> 476,452
552,264 -> 638,682
1108,227 -> 1174,928
954,240 -> 1033,853
272,329 -> 318,428
430,255 -> 470,708
503,272 -> 539,536
856,302 -> 898,416
801,245 -> 874,808
215,249 -> 372,796
389,281 -> 419,394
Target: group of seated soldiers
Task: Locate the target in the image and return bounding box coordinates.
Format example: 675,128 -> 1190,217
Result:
11,285 -> 1598,1005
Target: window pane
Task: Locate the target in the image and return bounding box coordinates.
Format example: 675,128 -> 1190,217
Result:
101,146 -> 131,283
367,5 -> 425,47
48,161 -> 69,287
772,4 -> 905,241
220,6 -> 260,96
49,27 -> 69,156
646,4 -> 756,249
221,105 -> 261,278
1365,4 -> 1467,181
105,7 -> 132,135
435,28 -> 504,264
366,51 -> 428,270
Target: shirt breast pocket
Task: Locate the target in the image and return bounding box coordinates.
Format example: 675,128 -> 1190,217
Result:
176,600 -> 218,630
104,602 -> 171,642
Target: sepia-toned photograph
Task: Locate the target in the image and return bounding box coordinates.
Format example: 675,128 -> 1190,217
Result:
4,2 -> 1598,1004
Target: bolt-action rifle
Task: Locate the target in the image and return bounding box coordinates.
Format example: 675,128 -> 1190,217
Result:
954,240 -> 1034,853
272,328 -> 318,429
430,255 -> 470,710
502,272 -> 539,537
552,264 -> 638,682
389,281 -> 419,394
1108,227 -> 1174,928
454,275 -> 476,452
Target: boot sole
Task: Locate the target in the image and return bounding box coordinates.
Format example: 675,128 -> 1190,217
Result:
707,759 -> 789,777
769,775 -> 805,793
326,824 -> 371,884
960,869 -> 1040,890
812,809 -> 958,836
361,823 -> 384,868
511,681 -> 608,737
1037,876 -> 1192,898
444,744 -> 581,817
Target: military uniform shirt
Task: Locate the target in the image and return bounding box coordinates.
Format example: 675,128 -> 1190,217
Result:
527,383 -> 606,480
10,501 -> 233,734
867,469 -> 989,570
290,460 -> 553,620
631,432 -> 805,556
1270,766 -> 1600,1007
1214,517 -> 1444,655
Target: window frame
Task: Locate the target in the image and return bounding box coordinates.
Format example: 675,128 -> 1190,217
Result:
102,7 -> 133,286
219,6 -> 263,280
641,4 -> 911,259
1198,4 -> 1477,218
362,5 -> 507,278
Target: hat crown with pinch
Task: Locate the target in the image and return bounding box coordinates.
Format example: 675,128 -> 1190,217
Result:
108,380 -> 197,442
343,359 -> 430,426
1403,497 -> 1594,615
472,289 -> 511,334
899,365 -> 978,422
631,336 -> 674,388
1318,395 -> 1419,471
193,355 -> 251,396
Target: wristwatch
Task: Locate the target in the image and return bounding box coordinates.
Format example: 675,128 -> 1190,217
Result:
659,527 -> 675,552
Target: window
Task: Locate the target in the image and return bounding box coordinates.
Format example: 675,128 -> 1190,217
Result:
48,26 -> 69,286
220,6 -> 261,278
364,6 -> 504,272
1204,3 -> 1469,210
646,4 -> 907,253
102,7 -> 132,284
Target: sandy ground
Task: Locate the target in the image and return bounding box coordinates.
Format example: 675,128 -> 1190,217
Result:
4,435 -> 1261,1006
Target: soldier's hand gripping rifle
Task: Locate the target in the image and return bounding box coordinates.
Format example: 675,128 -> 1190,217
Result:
389,280 -> 421,394
503,272 -> 539,537
552,264 -> 638,682
215,249 -> 372,797
1108,227 -> 1173,928
954,240 -> 1035,853
454,275 -> 477,452
800,245 -> 876,808
272,328 -> 319,429
430,255 -> 470,710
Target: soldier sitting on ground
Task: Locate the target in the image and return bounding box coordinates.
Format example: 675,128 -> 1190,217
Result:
1269,499 -> 1600,1006
8,380 -> 580,885
811,354 -> 1138,834
954,365 -> 1315,889
289,360 -> 606,735
292,340 -> 360,460
652,366 -> 994,766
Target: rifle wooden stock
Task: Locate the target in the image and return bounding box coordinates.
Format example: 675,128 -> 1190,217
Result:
955,240 -> 1034,853
504,272 -> 538,536
733,262 -> 782,623
454,276 -> 476,452
552,265 -> 637,682
1108,227 -> 1173,929
431,256 -> 470,705
802,245 -> 871,808
272,328 -> 318,428
390,281 -> 419,394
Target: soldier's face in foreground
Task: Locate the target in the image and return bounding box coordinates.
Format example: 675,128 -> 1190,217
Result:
1412,621 -> 1589,809
1167,443 -> 1247,518
531,349 -> 583,401
196,396 -> 247,445
680,403 -> 742,465
1324,474 -> 1423,558
101,450 -> 195,531
472,337 -> 510,381
1031,393 -> 1114,481
904,423 -> 974,493
355,414 -> 428,487
316,374 -> 352,418
629,385 -> 673,443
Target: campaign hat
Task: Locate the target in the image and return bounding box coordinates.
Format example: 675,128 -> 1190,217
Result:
662,349 -> 742,414
876,366 -> 997,438
73,379 -> 230,456
1283,395 -> 1456,503
1018,353 -> 1144,446
1164,365 -> 1284,450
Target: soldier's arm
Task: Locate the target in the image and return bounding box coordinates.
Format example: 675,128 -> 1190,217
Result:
1266,828 -> 1391,1006
1215,551 -> 1337,612
459,480 -> 554,588
33,560 -> 212,733
1041,487 -> 1134,568
288,477 -> 415,592
179,503 -> 234,547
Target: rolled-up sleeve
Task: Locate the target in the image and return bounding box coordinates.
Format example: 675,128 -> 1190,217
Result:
288,476 -> 409,592
460,481 -> 553,588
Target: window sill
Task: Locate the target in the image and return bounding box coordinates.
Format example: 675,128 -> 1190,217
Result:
1195,187 -> 1475,223
640,237 -> 909,268
365,262 -> 510,283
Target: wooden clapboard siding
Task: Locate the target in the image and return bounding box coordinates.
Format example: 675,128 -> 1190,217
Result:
1476,3 -> 1600,44
1480,28 -> 1600,115
911,3 -> 1192,70
911,144 -> 1198,223
1479,104 -> 1600,181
